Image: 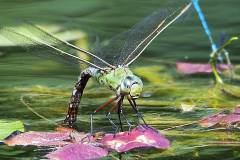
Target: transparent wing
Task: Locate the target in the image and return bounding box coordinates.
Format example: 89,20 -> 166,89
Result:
0,23 -> 114,70
96,2 -> 192,67
121,3 -> 192,66
91,31 -> 130,67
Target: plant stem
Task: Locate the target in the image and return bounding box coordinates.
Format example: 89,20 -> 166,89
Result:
209,36 -> 238,84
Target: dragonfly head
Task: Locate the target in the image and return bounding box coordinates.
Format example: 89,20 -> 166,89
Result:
120,75 -> 143,99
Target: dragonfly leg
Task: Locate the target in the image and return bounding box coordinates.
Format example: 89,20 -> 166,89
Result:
107,96 -> 134,132
90,97 -> 118,134
117,96 -> 124,132
90,114 -> 93,135
93,97 -> 118,114
111,95 -> 124,132
117,105 -> 123,132
105,96 -> 122,133
106,112 -> 118,133
127,96 -> 147,126
105,96 -> 124,133
63,70 -> 91,127
133,99 -> 147,125
119,107 -> 134,132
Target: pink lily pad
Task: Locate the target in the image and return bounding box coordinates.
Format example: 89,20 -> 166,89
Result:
55,126 -> 75,133
176,62 -> 232,74
46,143 -> 108,160
3,125 -> 170,159
199,106 -> 240,128
198,113 -> 227,128
220,114 -> 240,125
4,131 -> 72,147
3,126 -> 92,147
233,106 -> 240,114
100,125 -> 170,152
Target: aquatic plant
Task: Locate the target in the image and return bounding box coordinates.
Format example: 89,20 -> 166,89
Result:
193,0 -> 238,84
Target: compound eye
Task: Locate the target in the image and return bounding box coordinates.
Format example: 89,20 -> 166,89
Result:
131,81 -> 138,86
120,78 -> 131,94
130,83 -> 142,98
123,79 -> 131,88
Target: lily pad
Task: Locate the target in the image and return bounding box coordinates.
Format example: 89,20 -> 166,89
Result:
4,131 -> 71,147
100,125 -> 170,152
198,106 -> 240,128
198,113 -> 227,128
45,143 -> 108,160
3,126 -> 96,148
176,62 -> 232,74
0,120 -> 24,141
3,125 -> 171,159
233,106 -> 240,114
220,114 -> 240,126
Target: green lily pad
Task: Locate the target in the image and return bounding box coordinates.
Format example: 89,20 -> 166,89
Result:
0,120 -> 25,141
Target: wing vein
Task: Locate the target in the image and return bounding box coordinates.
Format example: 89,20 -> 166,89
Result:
30,24 -> 115,69
0,28 -> 105,70
125,2 -> 192,66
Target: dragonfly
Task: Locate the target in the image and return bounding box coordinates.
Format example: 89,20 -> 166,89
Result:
0,3 -> 191,132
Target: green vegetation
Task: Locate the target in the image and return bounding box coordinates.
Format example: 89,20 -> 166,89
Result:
0,120 -> 24,140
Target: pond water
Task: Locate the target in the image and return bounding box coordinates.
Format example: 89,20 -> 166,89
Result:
0,0 -> 240,159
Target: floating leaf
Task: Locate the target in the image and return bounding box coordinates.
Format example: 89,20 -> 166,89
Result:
176,62 -> 232,74
100,125 -> 170,152
0,120 -> 24,141
3,126 -> 94,147
233,106 -> 240,114
199,106 -> 240,128
45,143 -> 108,160
4,131 -> 72,147
220,114 -> 240,126
198,113 -> 227,128
3,125 -> 170,158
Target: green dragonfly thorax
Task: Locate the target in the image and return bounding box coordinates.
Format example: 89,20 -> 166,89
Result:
94,67 -> 143,98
